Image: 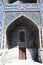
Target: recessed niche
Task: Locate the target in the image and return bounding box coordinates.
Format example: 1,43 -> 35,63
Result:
6,0 -> 37,4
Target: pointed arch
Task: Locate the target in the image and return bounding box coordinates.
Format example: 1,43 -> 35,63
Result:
6,15 -> 39,32
6,15 -> 39,49
6,15 -> 40,61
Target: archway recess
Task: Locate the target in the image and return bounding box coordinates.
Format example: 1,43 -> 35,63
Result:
6,15 -> 39,61
7,0 -> 37,3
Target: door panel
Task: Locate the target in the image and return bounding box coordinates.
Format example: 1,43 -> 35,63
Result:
19,47 -> 26,59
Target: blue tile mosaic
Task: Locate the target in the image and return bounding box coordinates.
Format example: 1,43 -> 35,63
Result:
0,0 -> 2,4
41,11 -> 43,28
4,11 -> 40,28
40,0 -> 43,3
0,10 -> 2,48
5,4 -> 40,11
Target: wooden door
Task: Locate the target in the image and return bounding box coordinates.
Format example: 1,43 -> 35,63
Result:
19,47 -> 26,59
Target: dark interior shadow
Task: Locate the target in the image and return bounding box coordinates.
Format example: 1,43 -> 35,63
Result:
27,47 -> 40,63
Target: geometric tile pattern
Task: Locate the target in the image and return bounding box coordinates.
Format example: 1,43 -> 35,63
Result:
4,11 -> 40,28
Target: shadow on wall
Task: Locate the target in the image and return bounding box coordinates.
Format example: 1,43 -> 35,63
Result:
27,48 -> 39,62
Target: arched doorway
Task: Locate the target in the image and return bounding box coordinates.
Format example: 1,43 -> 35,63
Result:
6,15 -> 39,61
19,30 -> 26,59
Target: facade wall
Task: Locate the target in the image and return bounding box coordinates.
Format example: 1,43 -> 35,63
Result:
0,0 -> 43,63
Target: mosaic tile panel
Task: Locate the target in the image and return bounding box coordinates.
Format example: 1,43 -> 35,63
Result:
0,10 -> 2,48
40,0 -> 43,3
40,4 -> 43,10
4,11 -> 40,28
0,0 -> 2,3
5,4 -> 40,11
41,11 -> 43,28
